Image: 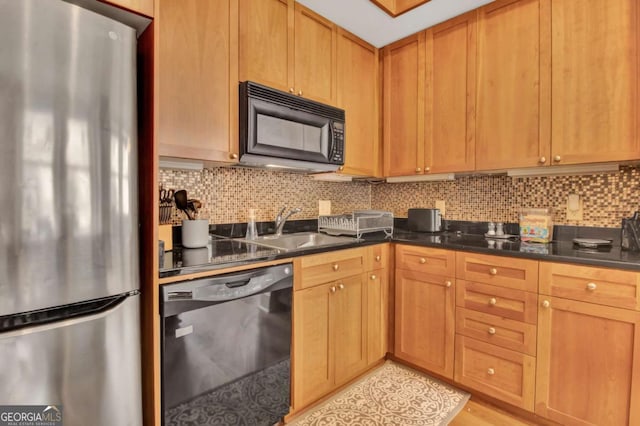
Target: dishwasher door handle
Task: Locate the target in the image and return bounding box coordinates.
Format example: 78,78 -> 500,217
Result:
225,279 -> 251,288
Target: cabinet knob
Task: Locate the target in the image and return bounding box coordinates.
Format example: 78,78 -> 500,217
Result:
330,286 -> 336,293
419,258 -> 426,264
298,90 -> 303,96
553,155 -> 562,162
489,268 -> 498,276
487,368 -> 495,376
338,283 -> 345,290
338,166 -> 344,171
488,327 -> 496,335
370,275 -> 377,280
375,255 -> 381,262
586,282 -> 597,291
289,88 -> 295,93
425,166 -> 431,172
415,167 -> 422,173
542,300 -> 550,308
539,156 -> 547,164
229,153 -> 238,160
445,281 -> 452,288
332,264 -> 339,271
489,297 -> 497,306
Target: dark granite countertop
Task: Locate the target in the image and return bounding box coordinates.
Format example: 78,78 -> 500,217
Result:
159,220 -> 640,280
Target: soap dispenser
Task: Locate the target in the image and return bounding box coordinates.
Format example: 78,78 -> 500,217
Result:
246,209 -> 258,240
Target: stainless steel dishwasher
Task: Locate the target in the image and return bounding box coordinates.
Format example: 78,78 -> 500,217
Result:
161,263 -> 293,426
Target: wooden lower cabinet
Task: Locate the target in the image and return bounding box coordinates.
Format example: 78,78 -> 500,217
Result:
293,245 -> 389,412
293,274 -> 367,409
455,336 -> 536,411
536,296 -> 640,425
394,268 -> 455,378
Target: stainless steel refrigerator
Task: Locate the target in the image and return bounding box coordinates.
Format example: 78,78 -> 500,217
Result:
0,1 -> 142,425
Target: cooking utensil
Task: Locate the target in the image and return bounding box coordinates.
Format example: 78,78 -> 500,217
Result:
159,188 -> 174,204
174,190 -> 194,220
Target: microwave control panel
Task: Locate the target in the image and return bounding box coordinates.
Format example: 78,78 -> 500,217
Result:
331,122 -> 345,164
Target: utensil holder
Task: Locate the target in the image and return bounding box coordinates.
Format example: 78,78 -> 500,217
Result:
621,218 -> 640,251
181,219 -> 209,248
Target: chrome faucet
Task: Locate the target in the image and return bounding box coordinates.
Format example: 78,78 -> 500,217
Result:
274,206 -> 301,237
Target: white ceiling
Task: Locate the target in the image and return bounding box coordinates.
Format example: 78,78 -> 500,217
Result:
296,0 -> 494,48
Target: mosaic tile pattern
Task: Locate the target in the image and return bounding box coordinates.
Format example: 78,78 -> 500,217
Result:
372,166 -> 640,228
159,166 -> 639,228
159,167 -> 371,225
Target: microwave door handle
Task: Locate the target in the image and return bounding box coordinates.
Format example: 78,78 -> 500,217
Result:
328,121 -> 335,160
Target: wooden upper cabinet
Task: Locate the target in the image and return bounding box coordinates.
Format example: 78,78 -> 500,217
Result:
157,0 -> 238,163
425,11 -> 477,173
294,3 -> 337,104
550,0 -> 640,165
337,30 -> 380,177
475,0 -> 551,171
100,0 -> 153,17
238,0 -> 291,92
239,1 -> 337,104
383,33 -> 425,177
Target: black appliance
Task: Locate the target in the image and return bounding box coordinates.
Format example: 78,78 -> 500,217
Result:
160,263 -> 293,425
239,81 -> 345,172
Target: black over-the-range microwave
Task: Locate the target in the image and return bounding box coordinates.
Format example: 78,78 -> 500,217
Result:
239,81 -> 345,173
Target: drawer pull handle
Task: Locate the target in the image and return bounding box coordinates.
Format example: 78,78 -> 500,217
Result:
586,282 -> 597,291
489,297 -> 497,306
371,275 -> 377,280
445,281 -> 452,288
330,286 -> 336,294
419,258 -> 426,264
489,268 -> 498,275
488,327 -> 496,335
375,255 -> 381,262
338,283 -> 345,290
333,264 -> 339,271
542,300 -> 550,308
487,368 -> 495,376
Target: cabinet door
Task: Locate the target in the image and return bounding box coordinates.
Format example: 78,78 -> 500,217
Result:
100,0 -> 153,16
366,269 -> 388,364
476,0 -> 551,170
239,0 -> 291,92
333,275 -> 368,385
383,33 -> 425,177
425,11 -> 476,173
157,0 -> 237,162
551,0 -> 640,165
293,4 -> 337,105
293,283 -> 334,410
536,297 -> 640,425
337,30 -> 380,177
395,269 -> 455,378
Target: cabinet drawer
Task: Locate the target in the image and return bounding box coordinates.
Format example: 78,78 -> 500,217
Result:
540,262 -> 640,310
396,245 -> 456,276
455,336 -> 535,411
456,308 -> 536,356
368,244 -> 390,271
457,280 -> 537,324
298,247 -> 366,289
456,252 -> 538,292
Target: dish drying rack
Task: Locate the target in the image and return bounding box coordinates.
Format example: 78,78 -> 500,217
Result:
318,210 -> 393,239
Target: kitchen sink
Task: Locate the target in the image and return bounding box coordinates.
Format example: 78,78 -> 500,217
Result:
236,232 -> 357,252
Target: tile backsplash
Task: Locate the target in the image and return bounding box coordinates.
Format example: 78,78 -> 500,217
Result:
159,167 -> 371,224
159,166 -> 640,228
372,166 -> 640,228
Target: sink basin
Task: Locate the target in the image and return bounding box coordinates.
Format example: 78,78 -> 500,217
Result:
237,232 -> 357,252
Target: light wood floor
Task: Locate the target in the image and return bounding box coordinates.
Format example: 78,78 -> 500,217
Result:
450,399 -> 538,426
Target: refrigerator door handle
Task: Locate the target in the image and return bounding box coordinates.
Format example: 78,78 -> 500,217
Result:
0,292 -> 138,339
